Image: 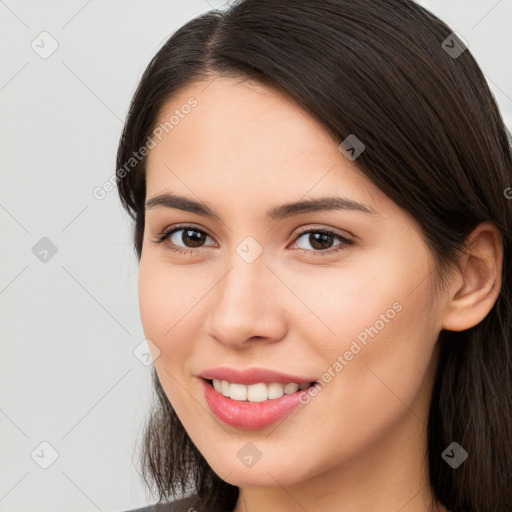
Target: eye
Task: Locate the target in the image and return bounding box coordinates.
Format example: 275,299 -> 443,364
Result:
290,228 -> 354,257
152,224 -> 354,257
152,225 -> 215,254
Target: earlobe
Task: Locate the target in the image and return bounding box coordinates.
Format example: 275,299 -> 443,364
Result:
441,222 -> 503,332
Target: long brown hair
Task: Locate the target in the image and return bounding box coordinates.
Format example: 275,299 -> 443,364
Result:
116,1 -> 512,511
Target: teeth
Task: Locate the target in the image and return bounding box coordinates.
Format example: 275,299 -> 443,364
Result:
211,379 -> 312,402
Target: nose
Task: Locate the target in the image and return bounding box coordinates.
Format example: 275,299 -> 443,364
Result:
204,252 -> 288,348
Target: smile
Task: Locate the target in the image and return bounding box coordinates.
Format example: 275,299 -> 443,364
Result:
200,378 -> 317,429
210,378 -> 316,402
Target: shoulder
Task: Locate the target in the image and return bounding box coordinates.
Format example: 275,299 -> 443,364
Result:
123,494 -> 199,512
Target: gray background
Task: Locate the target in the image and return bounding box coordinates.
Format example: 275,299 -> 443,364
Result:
0,1 -> 511,511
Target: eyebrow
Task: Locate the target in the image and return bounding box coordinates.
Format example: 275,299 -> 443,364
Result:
144,193 -> 378,219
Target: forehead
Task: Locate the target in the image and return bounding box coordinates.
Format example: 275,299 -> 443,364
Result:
145,76 -> 389,217
150,75 -> 338,156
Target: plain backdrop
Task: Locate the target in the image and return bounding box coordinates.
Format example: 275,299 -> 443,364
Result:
0,1 -> 511,511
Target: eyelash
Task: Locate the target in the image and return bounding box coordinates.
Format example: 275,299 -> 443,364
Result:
152,224 -> 354,258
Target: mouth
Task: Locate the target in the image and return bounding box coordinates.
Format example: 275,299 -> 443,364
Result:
203,378 -> 319,402
200,377 -> 319,430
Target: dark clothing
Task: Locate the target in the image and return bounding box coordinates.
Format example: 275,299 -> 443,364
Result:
124,493 -> 235,512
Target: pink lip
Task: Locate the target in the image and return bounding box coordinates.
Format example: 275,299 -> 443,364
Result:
199,378 -> 312,430
197,366 -> 317,385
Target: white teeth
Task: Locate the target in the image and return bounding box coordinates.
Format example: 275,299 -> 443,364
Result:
284,383 -> 299,394
247,383 -> 268,402
211,379 -> 312,402
213,379 -> 222,393
229,383 -> 248,401
267,383 -> 284,399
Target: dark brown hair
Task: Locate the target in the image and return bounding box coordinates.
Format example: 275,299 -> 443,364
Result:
116,1 -> 512,511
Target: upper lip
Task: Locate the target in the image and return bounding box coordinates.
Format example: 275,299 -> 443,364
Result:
198,366 -> 317,385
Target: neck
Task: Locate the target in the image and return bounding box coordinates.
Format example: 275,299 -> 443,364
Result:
233,412 -> 449,512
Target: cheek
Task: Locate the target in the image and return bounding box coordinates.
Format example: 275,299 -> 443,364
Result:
137,262 -> 200,412
295,247 -> 437,411
289,263 -> 398,358
278,272 -> 437,469
138,256 -> 195,336
138,262 -> 165,343
138,259 -> 188,357
137,257 -> 213,377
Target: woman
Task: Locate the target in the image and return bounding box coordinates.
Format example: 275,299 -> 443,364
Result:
117,1 -> 512,511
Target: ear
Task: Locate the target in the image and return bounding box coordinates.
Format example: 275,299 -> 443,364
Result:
441,222 -> 504,332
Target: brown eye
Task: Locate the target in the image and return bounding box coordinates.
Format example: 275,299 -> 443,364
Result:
301,232 -> 336,250
171,228 -> 208,248
291,228 -> 354,257
153,225 -> 216,254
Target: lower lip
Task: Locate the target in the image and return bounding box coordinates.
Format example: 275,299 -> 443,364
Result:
199,378 -> 313,430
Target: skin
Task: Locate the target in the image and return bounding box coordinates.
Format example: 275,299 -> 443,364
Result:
138,75 -> 503,512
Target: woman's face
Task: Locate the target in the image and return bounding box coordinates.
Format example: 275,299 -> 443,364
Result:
139,75 -> 445,489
